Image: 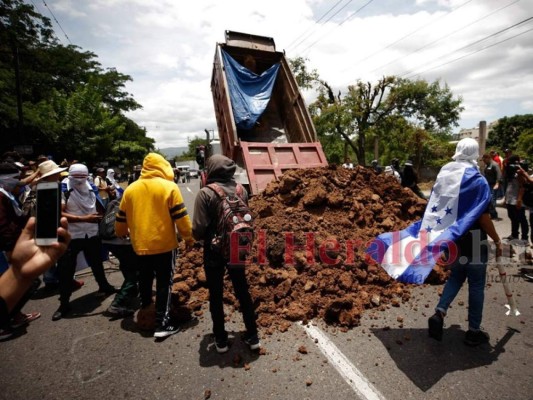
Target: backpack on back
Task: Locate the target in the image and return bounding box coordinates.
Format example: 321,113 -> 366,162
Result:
99,199 -> 121,240
207,183 -> 253,263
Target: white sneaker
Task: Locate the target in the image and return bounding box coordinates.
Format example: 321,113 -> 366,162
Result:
154,325 -> 180,338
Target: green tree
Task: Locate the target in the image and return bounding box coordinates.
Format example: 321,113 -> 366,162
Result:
487,114 -> 533,152
0,0 -> 152,165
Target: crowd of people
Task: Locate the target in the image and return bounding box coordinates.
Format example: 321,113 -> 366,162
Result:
0,143 -> 530,349
0,151 -> 261,352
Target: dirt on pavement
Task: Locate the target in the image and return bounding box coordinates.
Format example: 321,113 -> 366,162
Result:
137,165 -> 449,333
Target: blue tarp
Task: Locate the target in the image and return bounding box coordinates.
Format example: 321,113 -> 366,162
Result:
221,50 -> 280,130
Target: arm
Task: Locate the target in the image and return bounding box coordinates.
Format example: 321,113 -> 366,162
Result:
171,188 -> 194,247
0,217 -> 70,312
192,189 -> 211,241
114,196 -> 129,237
478,213 -> 502,258
494,164 -> 501,189
61,203 -> 101,223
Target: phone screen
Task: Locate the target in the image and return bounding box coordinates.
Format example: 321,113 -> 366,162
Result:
36,184 -> 60,241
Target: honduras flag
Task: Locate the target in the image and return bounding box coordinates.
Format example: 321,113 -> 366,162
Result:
367,161 -> 491,284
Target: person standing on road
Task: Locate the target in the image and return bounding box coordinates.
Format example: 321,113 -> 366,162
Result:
401,160 -> 425,199
503,155 -> 529,244
53,163 -> 117,321
481,153 -> 502,220
192,154 -> 260,353
428,138 -> 503,347
115,153 -> 194,339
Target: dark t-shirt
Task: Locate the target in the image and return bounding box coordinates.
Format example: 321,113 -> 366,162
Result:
455,207 -> 490,264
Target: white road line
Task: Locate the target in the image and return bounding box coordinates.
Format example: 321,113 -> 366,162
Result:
299,322 -> 386,400
186,187 -> 193,193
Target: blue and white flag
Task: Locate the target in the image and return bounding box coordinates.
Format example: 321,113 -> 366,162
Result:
367,161 -> 491,284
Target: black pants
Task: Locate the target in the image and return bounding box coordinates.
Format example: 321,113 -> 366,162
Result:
506,204 -> 529,240
203,249 -> 258,342
106,244 -> 139,308
57,236 -> 111,305
138,251 -> 174,328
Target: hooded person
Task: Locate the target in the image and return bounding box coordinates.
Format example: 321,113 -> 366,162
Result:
52,163 -> 117,321
369,139 -> 502,346
115,153 -> 193,338
192,155 -> 260,353
105,168 -> 122,199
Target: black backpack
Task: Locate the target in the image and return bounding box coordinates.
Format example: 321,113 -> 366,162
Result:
207,183 -> 253,263
99,199 -> 121,240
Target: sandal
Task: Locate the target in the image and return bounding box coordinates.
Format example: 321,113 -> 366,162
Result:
11,312 -> 41,329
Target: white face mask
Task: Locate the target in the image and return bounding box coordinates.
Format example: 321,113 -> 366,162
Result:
69,176 -> 89,193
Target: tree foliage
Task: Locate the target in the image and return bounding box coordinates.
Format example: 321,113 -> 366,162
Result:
0,0 -> 153,166
487,114 -> 533,155
289,57 -> 463,168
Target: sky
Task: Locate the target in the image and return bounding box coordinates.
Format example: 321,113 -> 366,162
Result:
33,0 -> 533,148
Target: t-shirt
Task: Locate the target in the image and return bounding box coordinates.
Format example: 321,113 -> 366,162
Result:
94,176 -> 109,200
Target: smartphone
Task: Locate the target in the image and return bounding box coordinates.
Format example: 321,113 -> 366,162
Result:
35,181 -> 61,246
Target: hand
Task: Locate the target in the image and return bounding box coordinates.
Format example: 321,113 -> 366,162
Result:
10,217 -> 71,281
185,239 -> 195,251
84,213 -> 103,223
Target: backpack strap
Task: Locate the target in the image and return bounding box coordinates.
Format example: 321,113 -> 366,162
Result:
206,183 -> 227,199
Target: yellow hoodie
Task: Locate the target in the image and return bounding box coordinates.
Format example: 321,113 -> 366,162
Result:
115,153 -> 193,255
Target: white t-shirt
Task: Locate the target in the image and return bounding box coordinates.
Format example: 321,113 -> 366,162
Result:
62,192 -> 98,239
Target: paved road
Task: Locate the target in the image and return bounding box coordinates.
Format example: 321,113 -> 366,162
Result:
0,182 -> 531,400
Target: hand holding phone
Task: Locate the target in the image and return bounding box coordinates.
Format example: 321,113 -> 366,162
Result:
35,182 -> 61,246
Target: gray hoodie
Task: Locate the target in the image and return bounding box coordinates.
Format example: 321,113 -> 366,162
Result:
192,155 -> 248,242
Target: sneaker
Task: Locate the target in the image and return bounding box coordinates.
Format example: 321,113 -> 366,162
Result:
153,324 -> 180,338
243,333 -> 261,350
0,327 -> 14,341
11,312 -> 41,329
428,311 -> 444,341
72,279 -> 84,291
106,304 -> 134,318
504,235 -> 517,241
464,329 -> 490,347
215,338 -> 229,354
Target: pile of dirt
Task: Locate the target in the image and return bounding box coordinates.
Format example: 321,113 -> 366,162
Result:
164,165 -> 448,333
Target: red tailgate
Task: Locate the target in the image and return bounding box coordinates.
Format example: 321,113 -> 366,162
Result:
240,141 -> 328,195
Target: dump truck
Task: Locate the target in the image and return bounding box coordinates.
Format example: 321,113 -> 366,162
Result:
209,30 -> 328,195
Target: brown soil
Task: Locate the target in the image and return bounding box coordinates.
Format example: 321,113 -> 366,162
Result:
144,165 -> 449,332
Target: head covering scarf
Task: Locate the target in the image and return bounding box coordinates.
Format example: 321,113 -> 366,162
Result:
106,168 -> 117,187
452,138 -> 479,168
67,163 -> 96,214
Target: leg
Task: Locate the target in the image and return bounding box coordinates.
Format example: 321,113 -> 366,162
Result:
138,256 -> 155,308
436,262 -> 467,314
153,251 -> 175,328
227,267 -> 257,337
507,204 -> 519,239
82,236 -> 112,290
517,207 -> 529,241
107,244 -> 139,308
57,239 -> 81,305
203,251 -> 227,342
466,262 -> 487,331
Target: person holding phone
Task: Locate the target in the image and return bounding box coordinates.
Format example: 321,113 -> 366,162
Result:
0,217 -> 70,329
52,163 -> 117,321
0,162 -> 41,340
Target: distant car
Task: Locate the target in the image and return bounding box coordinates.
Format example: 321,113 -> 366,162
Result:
189,169 -> 199,179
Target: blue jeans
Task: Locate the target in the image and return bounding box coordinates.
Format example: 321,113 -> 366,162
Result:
436,262 -> 487,331
488,187 -> 498,218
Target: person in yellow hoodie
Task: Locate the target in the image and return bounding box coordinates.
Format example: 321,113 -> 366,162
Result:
115,153 -> 194,338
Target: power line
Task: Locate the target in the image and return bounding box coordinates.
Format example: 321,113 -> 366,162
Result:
285,0 -> 346,49
297,0 -> 375,56
366,0 -> 520,76
340,0 -> 475,73
289,0 -> 356,52
40,0 -> 72,44
402,17 -> 533,79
